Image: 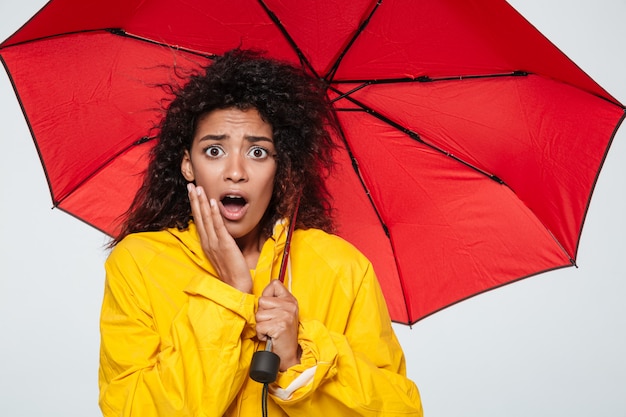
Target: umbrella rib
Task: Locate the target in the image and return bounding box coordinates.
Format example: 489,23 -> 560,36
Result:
1,29 -> 103,49
2,28 -> 217,60
329,85 -> 505,184
324,0 -> 383,84
53,136 -> 156,207
257,0 -> 318,78
330,81 -> 503,325
333,70 -> 529,85
330,111 -> 390,238
330,81 -> 372,103
330,108 -> 415,323
331,72 -> 607,266
106,29 -> 217,59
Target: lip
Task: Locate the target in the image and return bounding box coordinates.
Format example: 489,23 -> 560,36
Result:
218,190 -> 249,222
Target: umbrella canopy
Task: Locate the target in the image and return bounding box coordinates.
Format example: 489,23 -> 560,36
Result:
1,0 -> 624,325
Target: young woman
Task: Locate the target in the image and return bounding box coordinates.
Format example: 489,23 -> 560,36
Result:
98,49 -> 422,416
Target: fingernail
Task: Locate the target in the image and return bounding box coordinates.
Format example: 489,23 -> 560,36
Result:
209,198 -> 217,207
186,183 -> 193,193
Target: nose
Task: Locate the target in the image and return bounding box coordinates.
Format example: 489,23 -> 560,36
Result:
224,154 -> 248,183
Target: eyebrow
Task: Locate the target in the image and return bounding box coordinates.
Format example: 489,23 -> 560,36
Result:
197,134 -> 274,144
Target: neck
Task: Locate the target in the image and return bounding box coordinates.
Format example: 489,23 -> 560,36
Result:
236,229 -> 265,270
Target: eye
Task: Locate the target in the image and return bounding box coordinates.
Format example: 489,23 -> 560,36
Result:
247,146 -> 271,159
204,145 -> 225,158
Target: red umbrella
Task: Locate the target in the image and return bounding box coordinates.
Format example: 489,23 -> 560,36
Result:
1,0 -> 623,325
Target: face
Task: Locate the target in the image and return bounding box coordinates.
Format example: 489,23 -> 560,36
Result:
181,107 -> 277,243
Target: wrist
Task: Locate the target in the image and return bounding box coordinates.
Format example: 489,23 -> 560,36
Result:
221,275 -> 252,293
279,344 -> 302,372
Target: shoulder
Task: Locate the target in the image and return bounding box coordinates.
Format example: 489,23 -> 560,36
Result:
106,229 -> 177,268
290,229 -> 384,308
292,228 -> 372,272
294,228 -> 361,252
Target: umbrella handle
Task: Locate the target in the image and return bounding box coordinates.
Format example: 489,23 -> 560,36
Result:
249,194 -> 301,384
249,339 -> 280,384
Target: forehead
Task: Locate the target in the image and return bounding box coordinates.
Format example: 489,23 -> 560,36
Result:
195,107 -> 273,137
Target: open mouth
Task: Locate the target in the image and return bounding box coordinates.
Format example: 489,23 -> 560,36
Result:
219,194 -> 248,221
221,195 -> 247,209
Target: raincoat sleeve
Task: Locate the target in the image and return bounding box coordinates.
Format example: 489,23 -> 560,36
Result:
98,240 -> 257,417
270,260 -> 423,416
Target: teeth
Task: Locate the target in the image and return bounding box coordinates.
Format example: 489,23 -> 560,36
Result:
222,195 -> 246,205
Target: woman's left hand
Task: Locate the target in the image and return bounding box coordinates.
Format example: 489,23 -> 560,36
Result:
256,280 -> 301,371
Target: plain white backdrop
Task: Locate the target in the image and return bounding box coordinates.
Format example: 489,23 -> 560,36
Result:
1,1 -> 624,416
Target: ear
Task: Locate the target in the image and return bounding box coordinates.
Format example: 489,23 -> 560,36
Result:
181,150 -> 195,182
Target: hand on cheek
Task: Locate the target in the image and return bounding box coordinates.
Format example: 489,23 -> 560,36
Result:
187,183 -> 252,293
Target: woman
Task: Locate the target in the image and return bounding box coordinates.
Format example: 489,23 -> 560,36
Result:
99,49 -> 423,416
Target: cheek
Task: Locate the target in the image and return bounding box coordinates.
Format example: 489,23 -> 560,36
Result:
192,165 -> 221,188
258,168 -> 277,201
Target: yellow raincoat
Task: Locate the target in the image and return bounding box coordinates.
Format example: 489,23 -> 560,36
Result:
99,221 -> 423,416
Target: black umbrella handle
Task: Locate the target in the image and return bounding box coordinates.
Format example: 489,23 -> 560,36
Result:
249,338 -> 280,384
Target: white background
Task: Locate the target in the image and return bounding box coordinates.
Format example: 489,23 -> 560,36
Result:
1,1 -> 624,416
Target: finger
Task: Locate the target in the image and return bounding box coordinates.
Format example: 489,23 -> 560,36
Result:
208,196 -> 230,241
257,295 -> 297,312
255,312 -> 300,370
261,279 -> 291,298
255,310 -> 298,333
255,294 -> 299,321
187,183 -> 206,234
255,316 -> 295,339
187,184 -> 214,244
258,282 -> 297,317
256,301 -> 286,320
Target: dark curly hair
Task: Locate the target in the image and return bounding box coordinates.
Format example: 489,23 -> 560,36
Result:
112,49 -> 338,244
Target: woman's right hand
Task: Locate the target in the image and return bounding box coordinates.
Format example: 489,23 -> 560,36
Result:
187,183 -> 253,293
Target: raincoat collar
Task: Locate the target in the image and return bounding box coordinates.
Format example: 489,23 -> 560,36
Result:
166,220 -> 291,291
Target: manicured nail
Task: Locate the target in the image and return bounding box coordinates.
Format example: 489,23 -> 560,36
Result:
187,183 -> 193,193
209,198 -> 217,207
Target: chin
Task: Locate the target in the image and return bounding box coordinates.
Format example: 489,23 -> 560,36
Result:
225,224 -> 256,240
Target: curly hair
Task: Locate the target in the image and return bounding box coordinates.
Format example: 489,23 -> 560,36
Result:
112,49 -> 338,244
